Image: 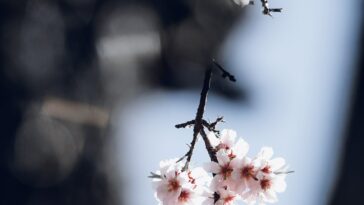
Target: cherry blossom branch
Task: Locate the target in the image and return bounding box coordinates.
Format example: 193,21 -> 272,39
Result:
176,60 -> 235,172
177,68 -> 213,171
260,0 -> 282,16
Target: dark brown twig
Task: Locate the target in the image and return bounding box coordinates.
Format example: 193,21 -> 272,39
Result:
260,0 -> 282,16
212,59 -> 236,82
179,68 -> 213,171
175,120 -> 195,129
177,59 -> 237,171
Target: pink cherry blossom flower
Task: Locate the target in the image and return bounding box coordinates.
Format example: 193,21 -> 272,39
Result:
152,159 -> 188,205
255,147 -> 287,176
153,159 -> 212,205
201,188 -> 239,205
154,170 -> 188,205
204,150 -> 238,190
230,138 -> 249,160
232,156 -> 259,194
241,173 -> 286,205
208,129 -> 237,151
241,147 -> 288,205
187,167 -> 211,189
175,185 -> 207,205
215,188 -> 240,205
208,129 -> 249,160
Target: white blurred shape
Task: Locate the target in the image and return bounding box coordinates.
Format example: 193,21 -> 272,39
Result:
96,5 -> 161,66
97,32 -> 160,65
96,5 -> 161,104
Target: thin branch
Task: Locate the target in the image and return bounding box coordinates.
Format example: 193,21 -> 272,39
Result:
179,68 -> 213,171
260,0 -> 282,16
212,59 -> 236,82
275,170 -> 295,175
177,59 -> 237,170
148,172 -> 162,179
175,61 -> 237,202
175,120 -> 195,129
199,129 -> 218,162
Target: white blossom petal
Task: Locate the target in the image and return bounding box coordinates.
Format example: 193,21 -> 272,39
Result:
207,131 -> 220,147
203,162 -> 221,174
216,150 -> 231,165
273,177 -> 287,193
270,158 -> 286,171
233,138 -> 249,158
257,147 -> 274,160
221,129 -> 237,148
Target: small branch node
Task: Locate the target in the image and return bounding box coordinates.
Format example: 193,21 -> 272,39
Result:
202,117 -> 224,135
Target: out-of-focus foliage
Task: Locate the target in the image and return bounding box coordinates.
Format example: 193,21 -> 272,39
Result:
0,0 -> 247,204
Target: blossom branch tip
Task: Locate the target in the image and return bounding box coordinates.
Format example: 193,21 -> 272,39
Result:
275,170 -> 295,175
148,172 -> 161,179
212,59 -> 236,82
269,8 -> 282,12
175,120 -> 195,128
261,0 -> 282,16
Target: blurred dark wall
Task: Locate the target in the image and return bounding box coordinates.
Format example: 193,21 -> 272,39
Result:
0,1 -> 109,205
330,4 -> 364,205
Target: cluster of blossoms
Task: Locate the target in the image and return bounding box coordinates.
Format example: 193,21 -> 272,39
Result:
151,129 -> 289,205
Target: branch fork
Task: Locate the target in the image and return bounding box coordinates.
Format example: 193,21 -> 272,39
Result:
175,60 -> 235,171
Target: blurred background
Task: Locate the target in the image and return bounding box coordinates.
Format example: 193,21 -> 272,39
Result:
0,0 -> 363,205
